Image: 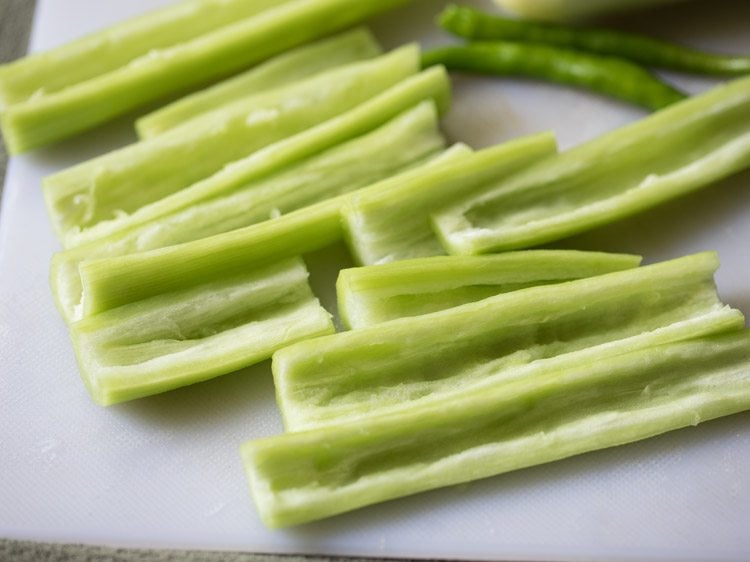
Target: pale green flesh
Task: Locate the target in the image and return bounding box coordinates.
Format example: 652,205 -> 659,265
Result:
136,28 -> 383,139
433,74 -> 750,254
342,131 -> 557,265
41,45 -> 420,246
70,257 -> 333,406
0,0 -> 292,106
63,202 -> 340,324
62,66 -> 450,251
51,101 -> 454,324
120,103 -> 443,249
337,250 -> 642,329
0,0 -> 410,153
244,329 -> 750,528
273,252 -> 744,431
71,144 -> 467,321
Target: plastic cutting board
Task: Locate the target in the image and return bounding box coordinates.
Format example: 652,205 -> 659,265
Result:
1,0 -> 749,559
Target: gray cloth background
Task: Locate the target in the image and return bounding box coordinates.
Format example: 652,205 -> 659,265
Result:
0,539 -> 444,562
0,1 -> 446,561
0,0 -> 34,190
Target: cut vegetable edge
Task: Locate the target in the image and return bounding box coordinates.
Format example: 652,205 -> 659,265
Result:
71,257 -> 334,406
43,43 -> 423,247
435,134 -> 750,254
341,131 -> 557,266
275,252 -> 739,431
245,328 -> 750,527
73,142 -> 462,320
134,27 -> 384,139
0,0 -> 296,107
279,305 -> 745,432
336,250 -> 643,329
275,251 -> 724,367
50,100 -> 451,325
46,48 -> 435,251
2,0 -> 412,153
439,5 -> 750,77
431,74 -> 750,255
421,42 -> 686,112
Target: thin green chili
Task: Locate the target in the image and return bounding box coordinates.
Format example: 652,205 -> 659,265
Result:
422,42 -> 685,111
440,4 -> 750,77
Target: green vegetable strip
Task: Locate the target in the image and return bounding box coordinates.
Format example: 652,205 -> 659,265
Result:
136,28 -> 383,139
123,103 -> 443,250
244,329 -> 750,528
433,74 -> 750,255
0,0 -> 411,153
50,66 -> 453,323
440,5 -> 750,76
60,66 -> 450,252
85,100 -> 443,251
274,252 -> 743,431
51,101 -> 449,324
42,45 -> 420,247
337,251 -> 641,329
70,257 -> 334,406
342,132 -> 556,265
421,42 -> 685,111
73,144 -> 469,321
326,305 -> 742,428
0,0 -> 292,107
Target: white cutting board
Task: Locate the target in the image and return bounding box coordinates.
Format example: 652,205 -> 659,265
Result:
1,0 -> 749,560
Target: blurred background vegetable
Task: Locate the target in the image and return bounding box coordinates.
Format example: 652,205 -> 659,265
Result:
493,0 -> 690,22
443,4 -> 750,76
422,42 -> 685,110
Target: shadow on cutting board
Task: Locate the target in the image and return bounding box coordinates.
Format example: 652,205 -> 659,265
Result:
112,360 -> 281,437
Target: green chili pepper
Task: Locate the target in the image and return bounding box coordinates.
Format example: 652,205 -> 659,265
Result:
440,4 -> 750,77
422,41 -> 685,111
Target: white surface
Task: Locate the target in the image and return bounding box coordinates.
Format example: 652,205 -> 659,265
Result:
1,0 -> 750,560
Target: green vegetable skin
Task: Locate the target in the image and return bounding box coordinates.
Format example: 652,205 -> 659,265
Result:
125,103 -> 443,248
51,67 -> 452,323
246,328 -> 750,528
61,88 -> 447,404
441,5 -> 750,76
136,28 -> 383,139
0,0 -> 411,153
421,43 -> 685,111
0,0 -> 292,106
64,63 -> 447,253
54,102 -> 447,322
337,250 -> 641,329
274,252 -> 743,432
64,146 -> 467,404
73,144 -> 467,322
71,258 -> 333,406
342,132 -> 556,265
433,74 -> 750,255
43,45 -> 421,248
